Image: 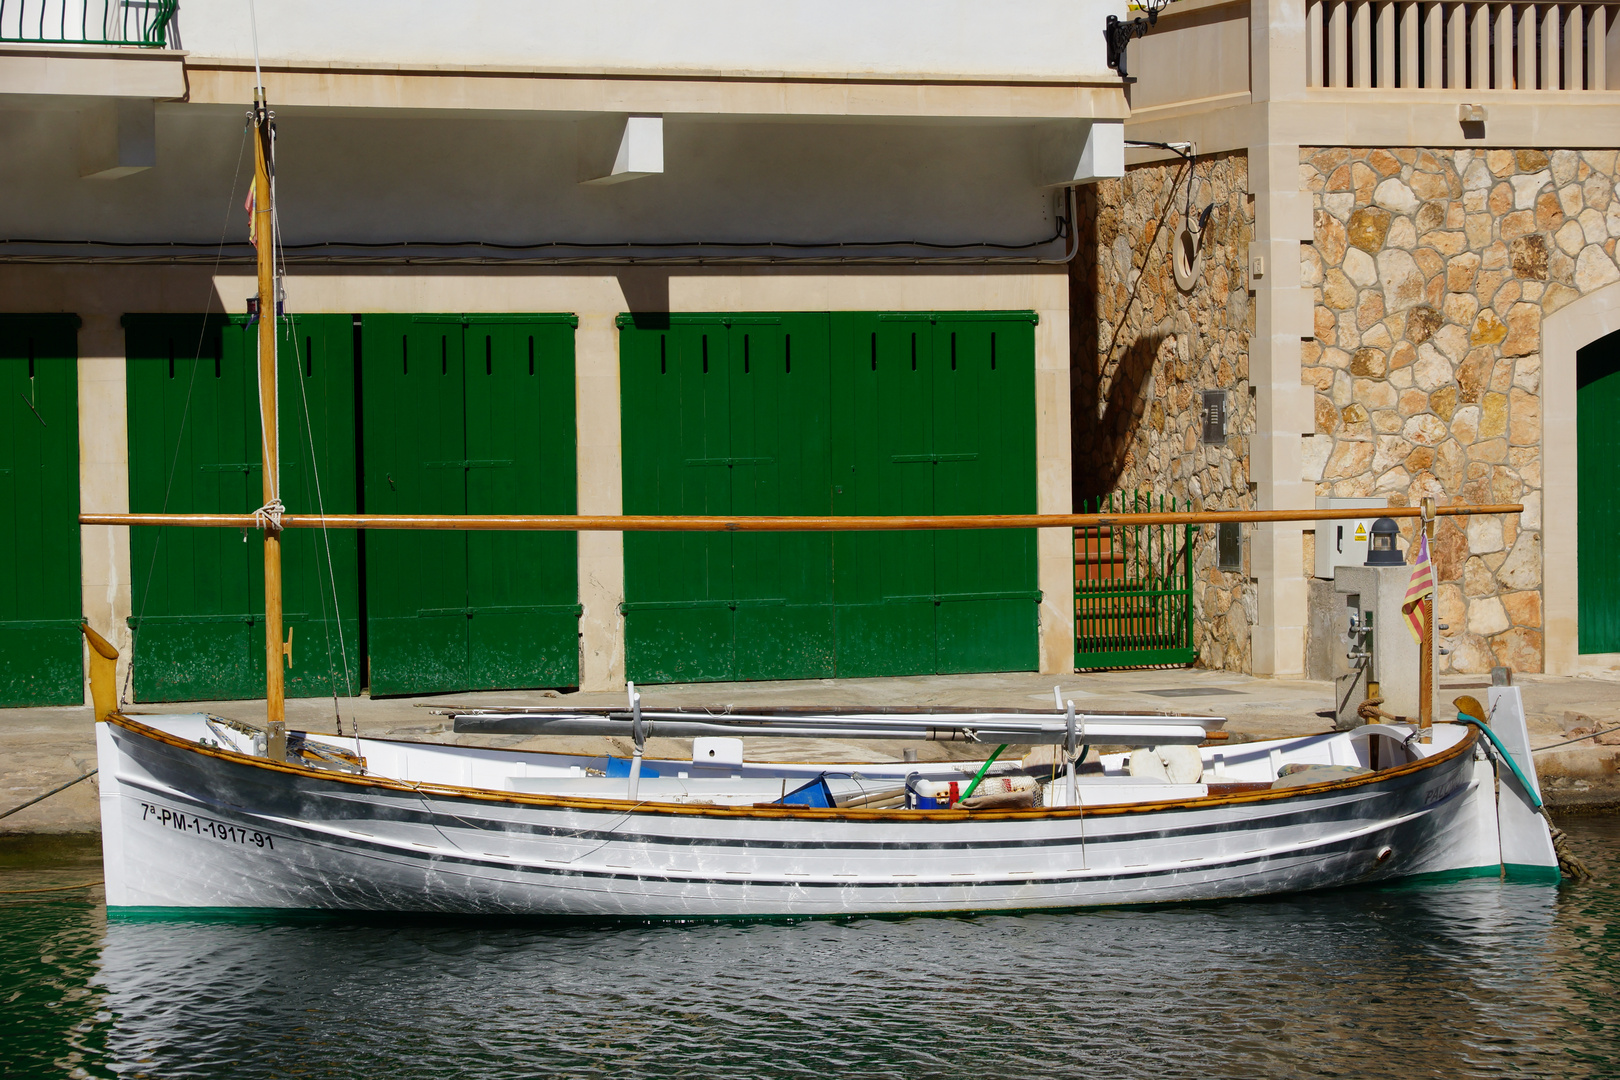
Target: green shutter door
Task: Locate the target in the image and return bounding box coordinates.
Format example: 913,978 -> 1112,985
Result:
1579,332 -> 1620,653
362,315 -> 579,695
830,315 -> 938,676
623,311 -> 1035,684
622,320 -> 739,682
126,314 -> 360,702
0,315 -> 82,706
464,318 -> 579,689
729,318 -> 835,680
126,314 -> 257,700
932,316 -> 1039,673
362,316 -> 471,694
267,315 -> 362,697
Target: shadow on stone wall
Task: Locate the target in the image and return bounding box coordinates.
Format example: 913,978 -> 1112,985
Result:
1069,180 -> 1176,502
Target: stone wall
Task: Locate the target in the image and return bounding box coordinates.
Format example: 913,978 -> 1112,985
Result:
1300,147 -> 1620,674
1071,151 -> 1257,671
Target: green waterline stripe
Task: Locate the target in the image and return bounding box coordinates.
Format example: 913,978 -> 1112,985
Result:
103,866 -> 1553,925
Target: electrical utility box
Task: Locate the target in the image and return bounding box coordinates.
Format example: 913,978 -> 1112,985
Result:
1318,565 -> 1423,730
1314,496 -> 1387,579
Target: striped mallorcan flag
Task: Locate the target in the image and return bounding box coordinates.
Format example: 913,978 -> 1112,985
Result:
1402,533 -> 1435,642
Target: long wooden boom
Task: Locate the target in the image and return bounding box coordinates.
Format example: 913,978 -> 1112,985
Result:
80,503 -> 1521,532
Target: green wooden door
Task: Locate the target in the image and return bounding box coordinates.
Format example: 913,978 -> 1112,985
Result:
362,315 -> 578,695
0,315 -> 82,706
931,315 -> 1039,673
620,321 -> 734,682
831,313 -> 1038,676
620,315 -> 835,683
729,318 -> 835,679
622,311 -> 1035,684
464,318 -> 579,689
266,315 -> 362,697
1579,332 -> 1620,653
829,315 -> 938,676
126,314 -> 359,702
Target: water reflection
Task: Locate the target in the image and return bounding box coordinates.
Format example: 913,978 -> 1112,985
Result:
5,822 -> 1620,1079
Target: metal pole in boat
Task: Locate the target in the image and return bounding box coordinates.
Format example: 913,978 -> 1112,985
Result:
1419,497 -> 1436,743
1065,699 -> 1079,807
627,682 -> 644,801
252,83 -> 288,760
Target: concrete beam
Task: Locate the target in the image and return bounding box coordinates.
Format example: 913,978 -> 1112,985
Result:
0,44 -> 185,99
1036,119 -> 1124,187
579,115 -> 664,186
78,98 -> 155,180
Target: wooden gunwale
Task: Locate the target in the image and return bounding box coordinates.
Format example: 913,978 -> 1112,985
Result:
108,713 -> 1477,823
81,504 -> 1520,532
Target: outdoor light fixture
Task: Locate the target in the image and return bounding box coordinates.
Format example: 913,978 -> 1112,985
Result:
1365,517 -> 1404,566
1106,0 -> 1170,82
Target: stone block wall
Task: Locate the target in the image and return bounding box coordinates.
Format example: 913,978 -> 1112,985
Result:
1300,147 -> 1620,674
1071,151 -> 1257,671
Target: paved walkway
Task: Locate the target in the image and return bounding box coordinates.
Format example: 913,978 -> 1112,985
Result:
5,666 -> 1618,833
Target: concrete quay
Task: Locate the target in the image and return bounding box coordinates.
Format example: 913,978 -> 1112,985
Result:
4,667 -> 1618,834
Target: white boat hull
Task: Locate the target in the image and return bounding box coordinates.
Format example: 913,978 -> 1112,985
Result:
95,712 -> 1541,917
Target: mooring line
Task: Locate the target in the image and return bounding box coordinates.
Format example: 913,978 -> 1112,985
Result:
0,770 -> 99,821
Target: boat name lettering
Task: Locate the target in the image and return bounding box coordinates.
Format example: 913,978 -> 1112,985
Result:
1423,779 -> 1462,807
139,802 -> 276,849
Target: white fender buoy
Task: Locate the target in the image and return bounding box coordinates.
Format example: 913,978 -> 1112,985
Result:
1129,748 -> 1171,782
1158,744 -> 1205,785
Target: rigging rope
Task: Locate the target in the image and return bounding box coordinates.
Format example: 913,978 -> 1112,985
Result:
0,770 -> 98,821
0,880 -> 103,895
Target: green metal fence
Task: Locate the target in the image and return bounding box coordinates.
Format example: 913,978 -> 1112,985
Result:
1,0 -> 176,47
1074,491 -> 1196,669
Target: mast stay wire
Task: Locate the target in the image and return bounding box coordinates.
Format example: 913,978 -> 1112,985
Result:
271,156 -> 357,743
121,125 -> 251,708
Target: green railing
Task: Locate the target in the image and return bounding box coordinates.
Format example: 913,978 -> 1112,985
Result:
1074,491 -> 1196,669
1,0 -> 175,47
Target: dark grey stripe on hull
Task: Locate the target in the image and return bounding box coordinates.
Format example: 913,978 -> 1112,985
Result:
114,726 -> 1465,855
118,773 -> 1465,895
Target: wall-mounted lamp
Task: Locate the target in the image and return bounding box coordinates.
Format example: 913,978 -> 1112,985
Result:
1106,0 -> 1171,82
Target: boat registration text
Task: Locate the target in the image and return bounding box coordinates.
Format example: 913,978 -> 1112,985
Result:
139,802 -> 276,849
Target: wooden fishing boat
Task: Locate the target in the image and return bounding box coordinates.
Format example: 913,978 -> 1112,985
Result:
90,671 -> 1560,915
82,53 -> 1558,919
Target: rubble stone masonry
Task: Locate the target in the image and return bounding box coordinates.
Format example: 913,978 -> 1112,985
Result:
1073,151 -> 1257,672
1300,147 -> 1620,674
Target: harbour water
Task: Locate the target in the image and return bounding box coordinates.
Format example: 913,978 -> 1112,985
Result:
4,818 -> 1619,1079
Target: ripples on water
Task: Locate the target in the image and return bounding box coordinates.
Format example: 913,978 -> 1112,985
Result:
4,820 -> 1620,1079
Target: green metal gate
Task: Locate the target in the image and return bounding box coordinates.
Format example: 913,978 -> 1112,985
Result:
1579,331 -> 1620,653
1074,491 -> 1195,669
125,313 -> 360,701
361,314 -> 579,695
620,310 -> 1038,684
0,314 -> 82,706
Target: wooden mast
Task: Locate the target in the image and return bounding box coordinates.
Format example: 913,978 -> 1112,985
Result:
252,87 -> 287,758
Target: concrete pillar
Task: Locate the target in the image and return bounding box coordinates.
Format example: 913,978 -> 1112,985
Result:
77,311 -> 133,704
1247,0 -> 1314,676
576,308 -> 626,691
1035,269 -> 1076,675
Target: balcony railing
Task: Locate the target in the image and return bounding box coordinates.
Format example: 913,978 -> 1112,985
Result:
0,0 -> 175,47
1306,0 -> 1618,90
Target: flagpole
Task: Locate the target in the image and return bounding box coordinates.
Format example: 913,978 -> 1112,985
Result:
1419,497 -> 1435,742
